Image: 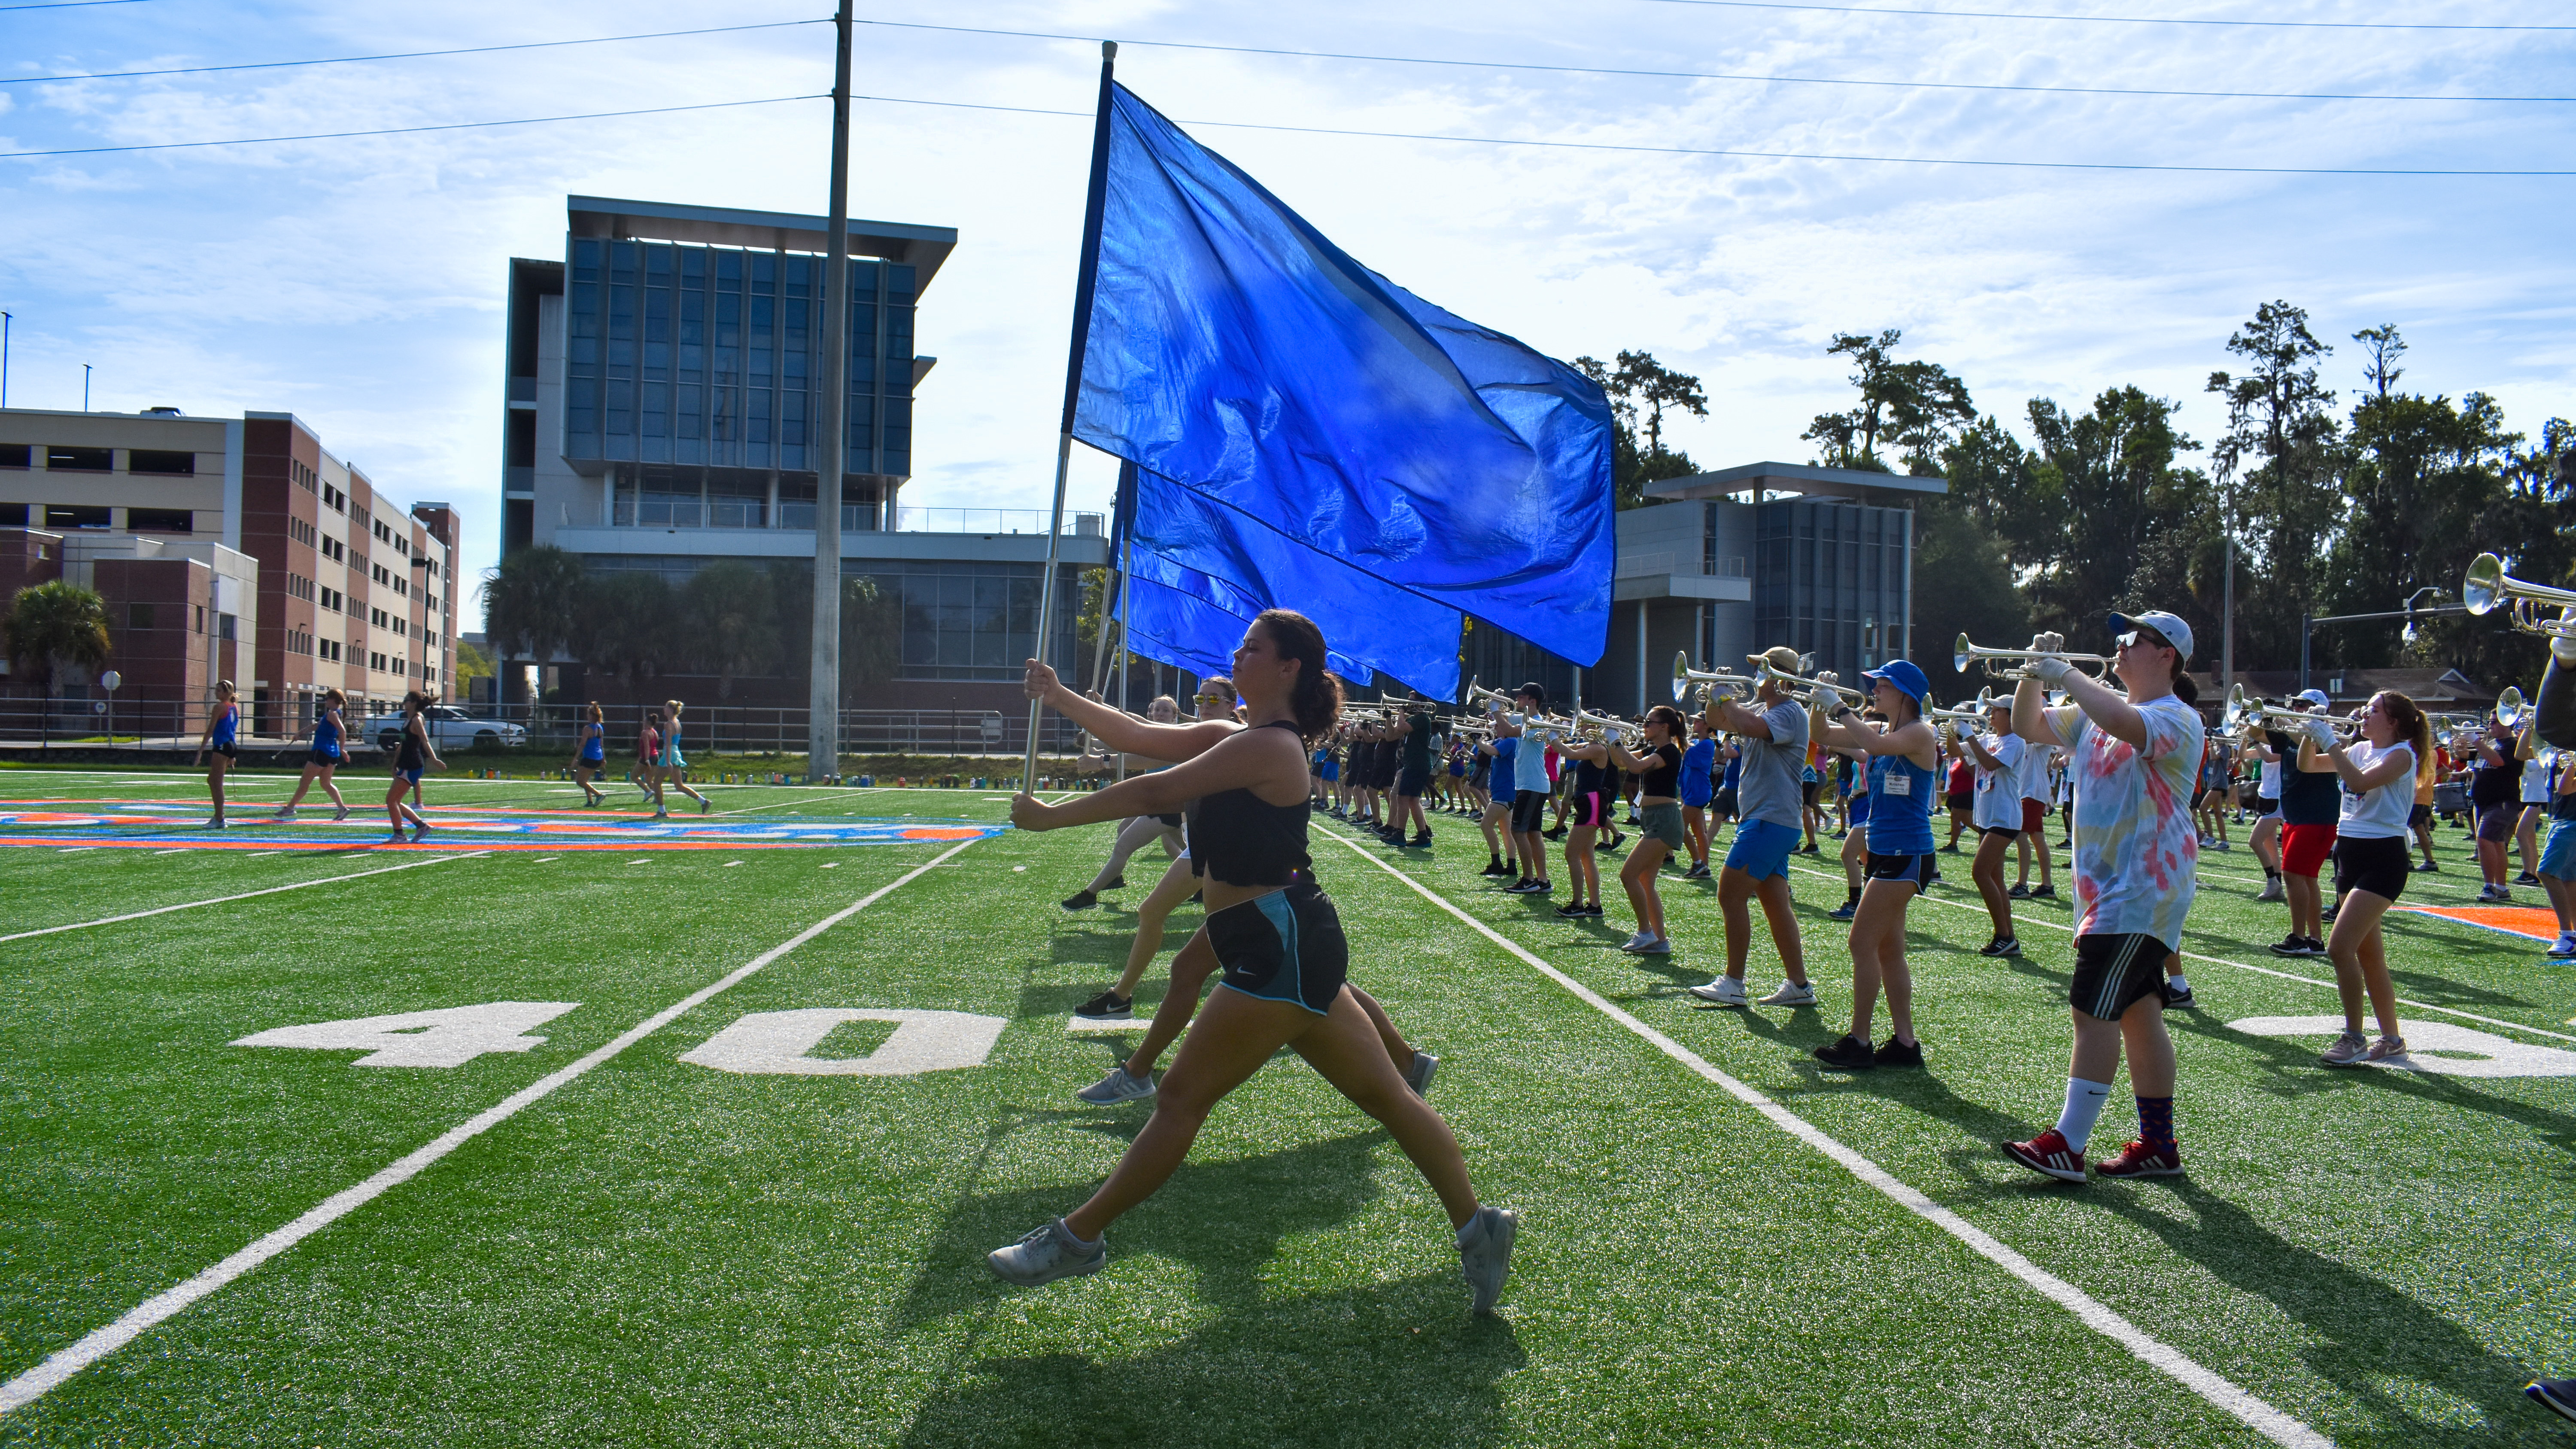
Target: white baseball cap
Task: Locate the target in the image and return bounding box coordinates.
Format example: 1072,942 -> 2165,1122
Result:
2107,610 -> 2193,661
2295,688 -> 2331,710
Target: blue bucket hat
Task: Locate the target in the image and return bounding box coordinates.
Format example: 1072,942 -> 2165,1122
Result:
1861,659 -> 1931,704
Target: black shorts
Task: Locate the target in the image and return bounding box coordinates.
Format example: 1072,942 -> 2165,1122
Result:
2333,834 -> 2413,902
1863,852 -> 1935,886
307,750 -> 341,769
1976,823 -> 2023,840
1800,780 -> 1821,806
1153,812 -> 1184,829
1374,758 -> 1400,790
1945,791 -> 1972,811
2071,933 -> 2169,1021
211,743 -> 237,761
1714,787 -> 1739,819
1510,788 -> 1549,835
1397,766 -> 1430,797
2190,788 -> 2209,808
1207,877 -> 1348,1017
2256,796 -> 2278,818
2407,803 -> 2430,826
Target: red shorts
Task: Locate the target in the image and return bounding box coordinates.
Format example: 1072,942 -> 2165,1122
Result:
2021,799 -> 2045,833
2280,822 -> 2338,878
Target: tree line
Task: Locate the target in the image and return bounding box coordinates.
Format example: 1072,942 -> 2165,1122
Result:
483,545 -> 902,701
1783,306 -> 2574,690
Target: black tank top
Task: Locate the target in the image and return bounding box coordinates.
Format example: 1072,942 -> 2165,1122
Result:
396,717 -> 427,771
1637,742 -> 1680,797
1188,720 -> 1312,887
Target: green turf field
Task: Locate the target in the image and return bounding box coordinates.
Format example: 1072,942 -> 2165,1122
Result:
0,765 -> 2570,1446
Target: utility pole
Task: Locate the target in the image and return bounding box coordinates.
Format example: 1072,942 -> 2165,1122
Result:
2,312 -> 12,409
805,0 -> 853,783
82,363 -> 91,412
2221,533 -> 2234,693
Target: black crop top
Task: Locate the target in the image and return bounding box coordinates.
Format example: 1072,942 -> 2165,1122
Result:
1187,720 -> 1313,887
1637,742 -> 1680,798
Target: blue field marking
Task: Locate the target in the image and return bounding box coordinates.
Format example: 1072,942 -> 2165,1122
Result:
0,801 -> 1007,852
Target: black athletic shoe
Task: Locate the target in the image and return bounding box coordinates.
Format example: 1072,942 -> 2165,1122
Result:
1554,901 -> 1587,917
1577,902 -> 1604,917
2267,934 -> 2306,957
2028,884 -> 2057,900
2006,883 -> 2031,899
1543,826 -> 1568,841
1873,1035 -> 1924,1068
2164,981 -> 2196,1007
1073,990 -> 1133,1020
1100,875 -> 1127,891
1939,842 -> 1961,854
2413,860 -> 2440,873
2529,1378 -> 2576,1426
1481,860 -> 1512,876
1060,890 -> 1099,911
1978,936 -> 2021,958
1812,1035 -> 1877,1071
1407,834 -> 1434,849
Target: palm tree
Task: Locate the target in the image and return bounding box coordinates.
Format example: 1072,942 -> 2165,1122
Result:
480,545 -> 586,701
571,571 -> 674,701
3,581 -> 112,749
683,559 -> 780,702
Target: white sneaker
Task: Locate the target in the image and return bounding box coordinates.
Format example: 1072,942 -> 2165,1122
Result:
2549,934 -> 2576,960
2256,878 -> 2285,902
988,1218 -> 1106,1286
1688,976 -> 1749,1007
1634,934 -> 1671,955
1619,930 -> 1656,952
1758,980 -> 1818,1007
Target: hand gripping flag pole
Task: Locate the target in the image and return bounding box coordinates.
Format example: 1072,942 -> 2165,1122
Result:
1023,39 -> 1119,793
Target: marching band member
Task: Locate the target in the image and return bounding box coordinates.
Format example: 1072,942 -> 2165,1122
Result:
1607,705 -> 1688,953
1499,685 -> 1558,898
996,613 -> 1513,1313
1808,661 -> 1940,1069
1951,698 -> 2028,959
2002,611 -> 2200,1182
2302,693 -> 2431,1066
1685,648 -> 1815,1009
1678,714 -> 1718,879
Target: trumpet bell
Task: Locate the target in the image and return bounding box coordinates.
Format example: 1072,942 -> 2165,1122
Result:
2497,686 -> 2529,729
2464,553 -> 2507,615
1953,632 -> 1974,674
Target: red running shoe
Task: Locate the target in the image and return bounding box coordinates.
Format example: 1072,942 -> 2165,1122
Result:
2094,1140 -> 2183,1178
2002,1128 -> 2087,1183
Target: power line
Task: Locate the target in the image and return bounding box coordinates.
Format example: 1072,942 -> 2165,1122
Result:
0,86 -> 2561,175
858,17 -> 2574,105
0,94 -> 821,158
1628,0 -> 2576,32
4,18 -> 827,85
0,0 -> 159,10
848,90 -> 2576,175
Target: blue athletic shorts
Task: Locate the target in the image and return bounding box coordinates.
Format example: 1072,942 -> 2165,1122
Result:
2543,819 -> 2576,881
1725,818 -> 1801,881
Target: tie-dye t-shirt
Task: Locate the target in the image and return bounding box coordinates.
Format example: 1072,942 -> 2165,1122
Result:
2043,694 -> 2204,949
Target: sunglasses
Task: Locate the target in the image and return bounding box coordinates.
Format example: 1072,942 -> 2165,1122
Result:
2116,629 -> 2172,652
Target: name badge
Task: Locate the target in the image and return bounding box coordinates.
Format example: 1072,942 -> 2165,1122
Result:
1883,772 -> 1911,797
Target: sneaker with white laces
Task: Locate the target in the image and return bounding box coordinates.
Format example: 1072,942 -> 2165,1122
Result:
1074,1066 -> 1157,1104
2094,1139 -> 2183,1178
1456,1205 -> 1518,1315
2363,1035 -> 2408,1063
2002,1127 -> 2086,1182
1618,930 -> 1657,952
1757,980 -> 1817,1007
2550,934 -> 2576,960
1688,975 -> 1749,1007
1072,990 -> 1132,1020
988,1218 -> 1107,1285
2319,1029 -> 2371,1066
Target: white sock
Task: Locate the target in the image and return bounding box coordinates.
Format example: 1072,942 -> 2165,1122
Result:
2167,972 -> 2188,993
2055,1077 -> 2114,1152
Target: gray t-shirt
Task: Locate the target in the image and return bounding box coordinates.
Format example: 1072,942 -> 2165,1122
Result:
1735,700 -> 1810,829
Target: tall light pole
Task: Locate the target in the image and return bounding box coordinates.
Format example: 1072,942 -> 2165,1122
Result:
82,362 -> 91,412
805,0 -> 853,783
2,311 -> 12,409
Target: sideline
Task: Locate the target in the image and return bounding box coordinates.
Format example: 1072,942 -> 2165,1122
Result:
1322,829 -> 2332,1449
1781,862 -> 2576,1045
0,852 -> 491,945
0,829 -> 994,1417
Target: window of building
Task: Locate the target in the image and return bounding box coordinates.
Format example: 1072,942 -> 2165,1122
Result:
130,450 -> 195,475
0,445 -> 30,469
45,504 -> 111,529
46,447 -> 111,472
0,503 -> 25,525
128,602 -> 154,629
129,507 -> 192,533
194,604 -> 204,633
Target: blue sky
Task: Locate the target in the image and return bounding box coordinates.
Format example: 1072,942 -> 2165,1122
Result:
2,0 -> 2568,603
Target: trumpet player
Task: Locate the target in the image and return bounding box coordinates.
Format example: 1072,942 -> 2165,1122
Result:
1685,647 -> 1817,1009
1498,683 -> 1559,899
2270,692 -> 2343,959
1807,660 -> 1941,1069
1950,697 -> 2030,959
2299,692 -> 2431,1066
2001,612 -> 2200,1183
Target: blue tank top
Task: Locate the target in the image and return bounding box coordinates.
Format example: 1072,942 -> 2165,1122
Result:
313,708 -> 340,754
582,721 -> 606,760
211,702 -> 237,747
1863,749 -> 1936,855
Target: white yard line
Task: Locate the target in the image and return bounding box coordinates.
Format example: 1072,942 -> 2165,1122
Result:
0,831 -> 989,1418
0,853 -> 489,945
1781,863 -> 2576,1045
1324,831 -> 2332,1449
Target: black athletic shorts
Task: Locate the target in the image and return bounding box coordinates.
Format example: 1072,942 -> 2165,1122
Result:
1976,823 -> 2023,840
1397,766 -> 1430,797
1510,788 -> 1549,835
1374,756 -> 1400,790
1945,791 -> 1973,811
2407,803 -> 2430,827
1714,787 -> 1738,820
2070,933 -> 2169,1021
2256,796 -> 2279,817
1800,779 -> 1821,807
1208,876 -> 1348,1017
212,743 -> 237,760
307,750 -> 340,769
2333,833 -> 2413,902
1153,812 -> 1184,829
1864,851 -> 1936,886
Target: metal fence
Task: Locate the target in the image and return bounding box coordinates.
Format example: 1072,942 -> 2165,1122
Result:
0,694 -> 1084,758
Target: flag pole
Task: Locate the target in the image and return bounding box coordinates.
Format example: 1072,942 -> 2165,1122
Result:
1023,39 -> 1119,791
806,0 -> 853,782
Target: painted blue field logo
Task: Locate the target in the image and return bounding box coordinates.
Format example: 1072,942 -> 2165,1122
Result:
0,800 -> 1006,852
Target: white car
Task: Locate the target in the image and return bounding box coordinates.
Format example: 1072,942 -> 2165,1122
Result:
371,705 -> 527,752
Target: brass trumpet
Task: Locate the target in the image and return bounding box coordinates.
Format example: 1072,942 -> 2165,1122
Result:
2222,685 -> 2358,739
1927,688 -> 2003,725
2464,553 -> 2576,640
2495,685 -> 2529,730
1671,652 -> 1759,707
1460,677 -> 1519,713
1955,633 -> 2112,681
1755,659 -> 1868,707
1573,705 -> 1632,745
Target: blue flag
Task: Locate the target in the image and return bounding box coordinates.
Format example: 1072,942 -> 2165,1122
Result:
1131,466 -> 1465,698
1119,545 -> 1376,687
1073,82 -> 1616,669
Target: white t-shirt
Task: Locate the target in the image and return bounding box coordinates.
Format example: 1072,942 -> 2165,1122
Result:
2044,694 -> 2204,950
2258,752 -> 2283,799
2340,741 -> 2419,839
1971,732 -> 2026,830
2015,735 -> 2054,802
2522,756 -> 2552,805
1515,727 -> 1556,795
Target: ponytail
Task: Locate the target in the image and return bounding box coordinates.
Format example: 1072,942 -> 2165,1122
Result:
1255,609 -> 1344,744
2375,690 -> 2433,781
